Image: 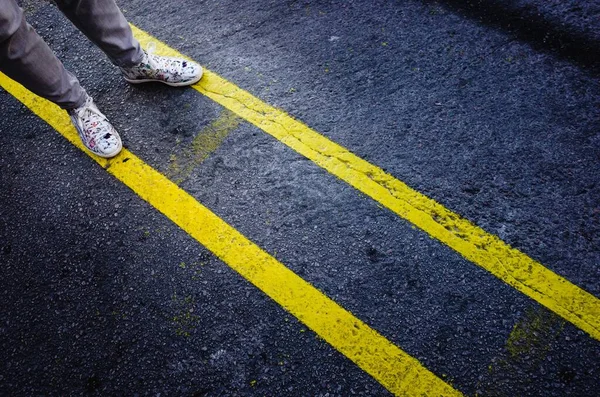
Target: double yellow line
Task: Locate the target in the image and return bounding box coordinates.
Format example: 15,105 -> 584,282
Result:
2,23 -> 598,396
131,26 -> 600,343
0,73 -> 460,396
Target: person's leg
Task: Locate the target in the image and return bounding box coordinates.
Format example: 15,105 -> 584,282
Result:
54,0 -> 202,86
0,0 -> 87,109
0,0 -> 122,158
53,0 -> 144,68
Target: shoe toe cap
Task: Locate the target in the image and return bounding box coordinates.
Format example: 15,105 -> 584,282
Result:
183,61 -> 202,80
97,132 -> 123,158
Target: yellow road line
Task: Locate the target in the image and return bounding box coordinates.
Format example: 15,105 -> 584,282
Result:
0,73 -> 461,396
131,25 -> 600,341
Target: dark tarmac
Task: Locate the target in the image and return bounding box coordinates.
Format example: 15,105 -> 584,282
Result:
1,0 -> 599,395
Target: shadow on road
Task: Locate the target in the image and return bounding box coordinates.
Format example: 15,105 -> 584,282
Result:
428,0 -> 600,75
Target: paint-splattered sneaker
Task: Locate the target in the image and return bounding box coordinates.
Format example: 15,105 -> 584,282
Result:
68,96 -> 122,158
121,43 -> 203,87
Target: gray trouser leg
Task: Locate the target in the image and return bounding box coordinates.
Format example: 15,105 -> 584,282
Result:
54,0 -> 144,68
0,0 -> 143,109
0,0 -> 87,109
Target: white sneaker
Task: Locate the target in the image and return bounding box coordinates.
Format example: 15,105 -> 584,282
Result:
68,96 -> 122,158
121,43 -> 203,87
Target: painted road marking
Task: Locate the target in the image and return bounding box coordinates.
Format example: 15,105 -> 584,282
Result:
167,109 -> 241,184
128,25 -> 600,342
0,73 -> 461,396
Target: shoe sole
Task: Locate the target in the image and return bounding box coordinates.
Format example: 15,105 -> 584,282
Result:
81,138 -> 122,158
124,70 -> 203,87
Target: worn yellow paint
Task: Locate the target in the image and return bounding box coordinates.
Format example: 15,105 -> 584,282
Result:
505,307 -> 563,359
0,72 -> 461,396
167,109 -> 240,184
129,25 -> 600,342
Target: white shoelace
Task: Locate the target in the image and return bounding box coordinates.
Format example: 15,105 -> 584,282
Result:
144,42 -> 193,76
145,41 -> 160,69
75,97 -> 107,124
72,97 -> 114,145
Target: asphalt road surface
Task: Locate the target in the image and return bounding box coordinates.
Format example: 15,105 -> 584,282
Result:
1,0 -> 599,395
